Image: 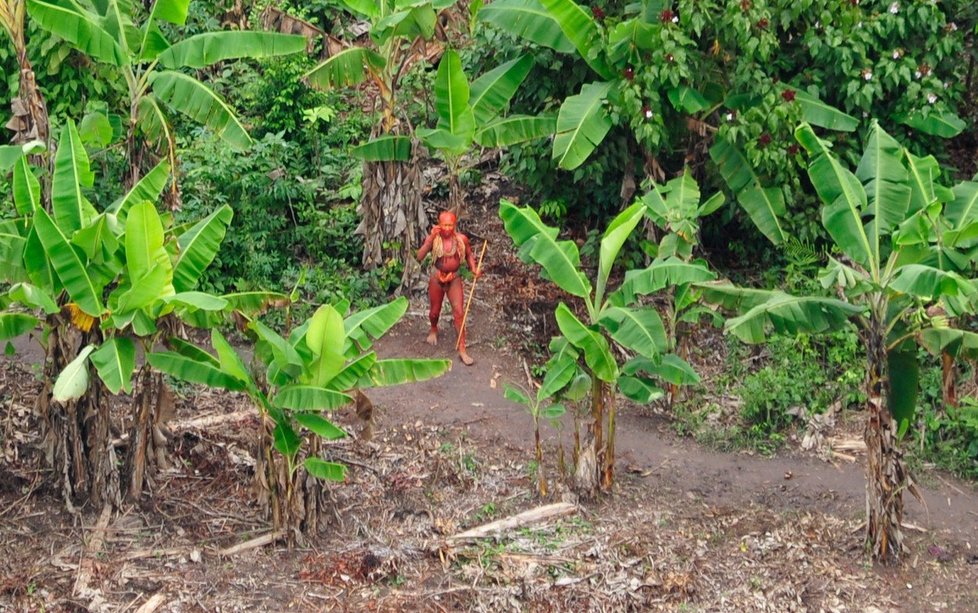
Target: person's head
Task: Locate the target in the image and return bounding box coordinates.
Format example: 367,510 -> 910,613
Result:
437,211 -> 456,239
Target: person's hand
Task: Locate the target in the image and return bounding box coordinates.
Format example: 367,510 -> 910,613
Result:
429,225 -> 440,238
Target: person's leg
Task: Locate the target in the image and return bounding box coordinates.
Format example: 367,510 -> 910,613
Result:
427,275 -> 444,345
447,277 -> 473,365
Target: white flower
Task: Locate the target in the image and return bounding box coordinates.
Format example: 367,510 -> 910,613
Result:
863,70 -> 873,81
725,112 -> 735,121
645,108 -> 654,119
888,2 -> 899,13
672,15 -> 679,23
892,50 -> 901,60
944,81 -> 951,89
949,22 -> 958,31
927,93 -> 937,104
914,70 -> 922,79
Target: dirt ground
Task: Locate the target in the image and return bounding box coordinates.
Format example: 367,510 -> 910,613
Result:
2,194 -> 978,612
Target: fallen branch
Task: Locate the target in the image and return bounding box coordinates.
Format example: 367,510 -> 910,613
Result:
112,410 -> 255,445
135,593 -> 166,613
447,503 -> 576,542
73,505 -> 112,598
218,531 -> 283,556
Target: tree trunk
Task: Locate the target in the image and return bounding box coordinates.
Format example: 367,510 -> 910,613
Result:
864,322 -> 912,563
358,155 -> 426,292
125,369 -> 173,500
941,351 -> 957,411
38,325 -> 121,511
255,421 -> 325,547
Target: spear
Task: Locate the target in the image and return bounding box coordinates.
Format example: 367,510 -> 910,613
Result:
456,239 -> 488,350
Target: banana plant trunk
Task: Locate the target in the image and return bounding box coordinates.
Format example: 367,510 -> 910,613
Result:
256,421 -> 324,547
359,155 -> 426,291
575,376 -> 610,497
864,315 -> 910,562
125,369 -> 172,500
4,2 -> 50,147
38,324 -> 121,510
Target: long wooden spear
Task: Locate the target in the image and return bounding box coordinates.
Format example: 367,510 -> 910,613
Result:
456,239 -> 488,350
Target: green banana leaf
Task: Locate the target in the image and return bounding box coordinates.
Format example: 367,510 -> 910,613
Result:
13,157 -> 41,216
338,0 -> 380,18
108,160 -> 170,222
149,70 -> 252,150
157,32 -> 305,69
897,110 -> 966,138
470,54 -> 534,125
722,291 -> 864,344
323,352 -> 377,391
173,205 -> 232,292
796,123 -> 874,274
305,457 -> 347,481
33,208 -> 104,316
945,181 -> 978,231
478,0 -> 575,54
920,328 -> 978,359
90,337 -> 136,394
344,297 -> 408,354
52,344 -> 96,402
792,89 -> 858,132
305,304 -> 347,386
211,328 -> 253,388
167,336 -> 220,367
537,351 -> 578,400
595,202 -> 645,307
295,414 -> 347,440
609,258 -> 715,306
0,313 -> 38,341
351,136 -> 412,162
149,0 -> 190,25
597,306 -> 667,358
372,5 -> 436,44
52,120 -> 97,234
499,200 -> 591,299
417,128 -> 469,154
8,283 -> 59,315
709,137 -> 786,245
272,385 -> 353,412
434,49 -> 474,138
360,358 -> 451,387
854,122 -> 910,255
26,0 -> 125,66
555,303 -> 618,382
539,0 -> 612,79
148,350 -> 248,391
903,152 -> 943,216
162,292 -> 227,312
474,115 -> 555,147
552,81 -> 613,170
667,86 -> 709,114
305,47 -> 386,90
889,264 -> 975,300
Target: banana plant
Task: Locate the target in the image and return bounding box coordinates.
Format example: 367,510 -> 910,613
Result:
26,0 -> 306,184
699,120 -> 978,563
148,296 -> 450,544
0,121 -> 262,506
416,49 -> 555,213
500,198 -> 715,495
304,0 -> 460,285
0,0 -> 49,145
641,170 -> 725,405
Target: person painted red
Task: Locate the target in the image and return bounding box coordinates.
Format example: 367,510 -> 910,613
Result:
416,211 -> 481,365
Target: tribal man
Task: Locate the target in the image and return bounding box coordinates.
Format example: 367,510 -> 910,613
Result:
416,211 -> 481,365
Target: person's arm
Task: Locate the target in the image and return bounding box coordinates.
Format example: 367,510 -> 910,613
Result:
416,226 -> 438,262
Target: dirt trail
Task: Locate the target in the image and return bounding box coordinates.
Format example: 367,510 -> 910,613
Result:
369,300 -> 978,544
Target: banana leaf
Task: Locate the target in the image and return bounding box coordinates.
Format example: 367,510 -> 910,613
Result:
173,204 -> 232,292
157,32 -> 305,69
709,136 -> 786,245
555,303 -> 617,382
478,0 -> 575,54
539,0 -> 612,79
26,0 -> 126,66
474,115 -> 555,147
305,47 -> 386,90
552,81 -> 613,170
90,336 -> 136,394
52,344 -> 96,402
470,54 -> 534,125
149,70 -> 252,150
